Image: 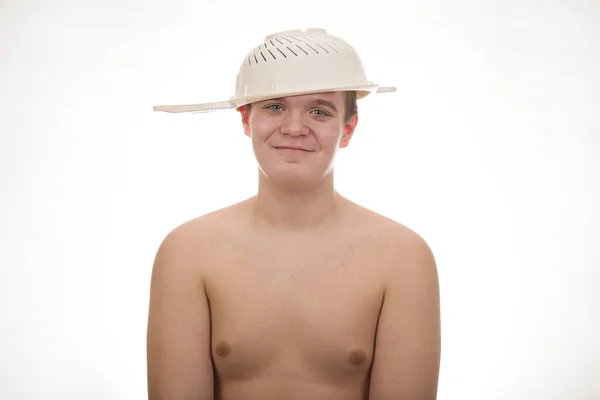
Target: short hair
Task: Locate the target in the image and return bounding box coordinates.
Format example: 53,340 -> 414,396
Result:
245,91 -> 358,123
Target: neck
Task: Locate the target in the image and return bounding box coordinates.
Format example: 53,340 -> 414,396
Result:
250,170 -> 344,231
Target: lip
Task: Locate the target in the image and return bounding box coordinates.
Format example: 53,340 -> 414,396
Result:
273,146 -> 313,152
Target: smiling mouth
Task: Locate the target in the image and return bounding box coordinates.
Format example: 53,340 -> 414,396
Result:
274,146 -> 313,152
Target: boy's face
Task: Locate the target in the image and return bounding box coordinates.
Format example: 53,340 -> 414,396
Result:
238,92 -> 358,185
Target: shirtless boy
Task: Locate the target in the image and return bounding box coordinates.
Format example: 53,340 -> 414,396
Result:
147,28 -> 441,400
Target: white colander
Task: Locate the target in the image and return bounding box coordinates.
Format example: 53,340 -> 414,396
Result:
153,28 -> 396,113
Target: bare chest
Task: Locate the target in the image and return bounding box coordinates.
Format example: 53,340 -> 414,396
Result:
204,235 -> 386,384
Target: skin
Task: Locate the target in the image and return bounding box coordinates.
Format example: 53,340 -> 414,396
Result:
146,91 -> 441,400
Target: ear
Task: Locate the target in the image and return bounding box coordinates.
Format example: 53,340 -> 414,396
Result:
339,114 -> 358,148
237,105 -> 251,137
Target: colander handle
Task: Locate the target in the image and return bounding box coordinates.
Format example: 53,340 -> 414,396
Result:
376,86 -> 397,93
153,100 -> 234,113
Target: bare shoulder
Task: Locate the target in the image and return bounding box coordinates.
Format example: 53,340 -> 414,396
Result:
350,204 -> 441,399
346,199 -> 432,244
147,202 -> 254,400
151,200 -> 252,281
344,200 -> 437,276
158,199 -> 251,249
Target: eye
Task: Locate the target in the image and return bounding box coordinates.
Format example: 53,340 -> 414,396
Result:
311,109 -> 330,117
265,104 -> 283,111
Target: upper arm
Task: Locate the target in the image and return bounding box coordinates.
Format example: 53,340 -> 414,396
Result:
146,225 -> 214,400
369,232 -> 441,400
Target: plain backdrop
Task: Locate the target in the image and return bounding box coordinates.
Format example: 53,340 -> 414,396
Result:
1,0 -> 599,399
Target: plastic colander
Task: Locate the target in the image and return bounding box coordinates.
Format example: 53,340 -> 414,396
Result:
152,28 -> 396,113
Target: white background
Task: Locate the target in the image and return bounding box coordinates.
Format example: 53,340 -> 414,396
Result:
1,0 -> 599,399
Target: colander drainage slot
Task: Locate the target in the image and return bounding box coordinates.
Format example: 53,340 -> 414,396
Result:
303,44 -> 317,54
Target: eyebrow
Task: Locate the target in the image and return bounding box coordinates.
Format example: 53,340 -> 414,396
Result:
312,99 -> 338,112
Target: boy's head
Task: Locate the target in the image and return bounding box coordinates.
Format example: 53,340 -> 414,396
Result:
235,90 -> 359,188
151,28 -> 394,189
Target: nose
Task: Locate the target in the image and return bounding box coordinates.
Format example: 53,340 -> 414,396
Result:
280,111 -> 309,137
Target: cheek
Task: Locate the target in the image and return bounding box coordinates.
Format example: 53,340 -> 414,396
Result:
321,126 -> 345,147
327,131 -> 343,145
249,123 -> 273,151
249,117 -> 274,137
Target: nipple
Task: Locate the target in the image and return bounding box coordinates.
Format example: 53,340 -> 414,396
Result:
348,349 -> 367,365
215,341 -> 231,357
